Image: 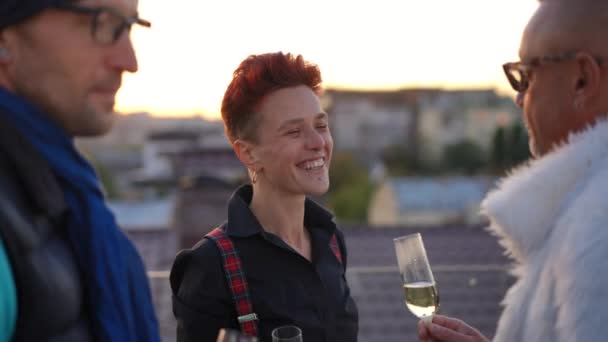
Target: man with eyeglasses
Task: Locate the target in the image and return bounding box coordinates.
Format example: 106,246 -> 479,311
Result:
418,0 -> 608,341
0,0 -> 159,341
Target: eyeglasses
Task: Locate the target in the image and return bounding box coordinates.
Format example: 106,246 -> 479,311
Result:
502,51 -> 604,92
53,3 -> 151,46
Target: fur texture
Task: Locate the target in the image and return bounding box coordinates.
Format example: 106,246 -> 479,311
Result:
482,119 -> 608,342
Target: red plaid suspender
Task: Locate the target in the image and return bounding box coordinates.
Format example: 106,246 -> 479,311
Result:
206,228 -> 259,337
206,227 -> 343,337
329,234 -> 343,264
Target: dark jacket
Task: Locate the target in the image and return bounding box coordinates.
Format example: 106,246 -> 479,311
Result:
171,185 -> 359,342
0,112 -> 92,341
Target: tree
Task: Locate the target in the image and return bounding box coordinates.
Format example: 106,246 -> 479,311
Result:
90,159 -> 119,199
442,140 -> 486,175
491,126 -> 507,170
329,152 -> 368,192
327,152 -> 375,223
490,122 -> 531,173
509,122 -> 530,164
381,143 -> 433,175
328,178 -> 375,223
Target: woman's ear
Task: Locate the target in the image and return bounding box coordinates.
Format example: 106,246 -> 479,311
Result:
233,139 -> 260,170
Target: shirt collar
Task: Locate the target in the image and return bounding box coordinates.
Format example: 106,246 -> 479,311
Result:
225,184 -> 337,238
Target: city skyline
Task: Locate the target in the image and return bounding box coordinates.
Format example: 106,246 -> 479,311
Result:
116,0 -> 538,119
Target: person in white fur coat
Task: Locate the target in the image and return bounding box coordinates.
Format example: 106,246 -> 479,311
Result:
418,0 -> 608,341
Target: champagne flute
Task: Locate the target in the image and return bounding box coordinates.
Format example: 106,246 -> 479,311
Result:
271,325 -> 303,342
393,233 -> 439,321
216,328 -> 258,342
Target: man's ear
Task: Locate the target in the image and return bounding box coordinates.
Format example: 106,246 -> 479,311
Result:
233,139 -> 260,170
573,52 -> 601,110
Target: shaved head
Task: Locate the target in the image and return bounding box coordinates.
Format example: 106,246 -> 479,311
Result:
513,0 -> 608,157
522,0 -> 608,59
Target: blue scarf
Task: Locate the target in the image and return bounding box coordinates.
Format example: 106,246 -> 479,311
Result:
0,88 -> 160,342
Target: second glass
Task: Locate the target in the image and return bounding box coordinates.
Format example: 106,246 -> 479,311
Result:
271,325 -> 303,342
393,233 -> 439,320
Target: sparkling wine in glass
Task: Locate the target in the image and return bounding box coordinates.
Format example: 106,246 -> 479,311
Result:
393,233 -> 439,321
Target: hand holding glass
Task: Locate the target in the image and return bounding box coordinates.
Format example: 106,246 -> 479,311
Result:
393,233 -> 439,321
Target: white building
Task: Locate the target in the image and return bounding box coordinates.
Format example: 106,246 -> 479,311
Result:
418,90 -> 519,164
324,88 -> 518,166
140,130 -> 200,180
323,89 -> 421,158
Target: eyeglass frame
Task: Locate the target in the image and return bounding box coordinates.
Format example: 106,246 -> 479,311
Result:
502,51 -> 604,92
52,3 -> 151,46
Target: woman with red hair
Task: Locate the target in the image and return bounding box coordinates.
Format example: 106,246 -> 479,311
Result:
170,52 -> 359,341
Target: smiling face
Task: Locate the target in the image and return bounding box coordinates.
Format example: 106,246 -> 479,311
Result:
0,0 -> 141,136
243,85 -> 333,197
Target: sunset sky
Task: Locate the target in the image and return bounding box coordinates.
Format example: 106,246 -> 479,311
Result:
116,0 -> 538,119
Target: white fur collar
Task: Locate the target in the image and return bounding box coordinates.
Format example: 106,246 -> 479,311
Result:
482,118 -> 608,263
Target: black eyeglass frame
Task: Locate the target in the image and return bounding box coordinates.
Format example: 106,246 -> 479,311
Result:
53,3 -> 151,45
502,51 -> 604,92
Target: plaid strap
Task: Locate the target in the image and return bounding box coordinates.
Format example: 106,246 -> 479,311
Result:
329,233 -> 343,265
206,228 -> 343,337
206,227 -> 258,337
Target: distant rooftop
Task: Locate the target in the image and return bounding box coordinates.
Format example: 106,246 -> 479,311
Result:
325,88 -> 500,105
147,130 -> 201,141
108,198 -> 175,231
389,177 -> 495,212
325,88 -> 443,108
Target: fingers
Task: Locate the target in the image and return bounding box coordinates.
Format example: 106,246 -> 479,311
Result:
426,321 -> 473,342
418,320 -> 443,342
431,315 -> 476,335
423,315 -> 489,342
417,315 -> 488,342
418,320 -> 431,339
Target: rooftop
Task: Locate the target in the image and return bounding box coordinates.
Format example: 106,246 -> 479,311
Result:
130,225 -> 512,342
108,198 -> 175,231
388,177 -> 495,212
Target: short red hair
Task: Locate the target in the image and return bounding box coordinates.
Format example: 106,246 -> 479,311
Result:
221,52 -> 322,143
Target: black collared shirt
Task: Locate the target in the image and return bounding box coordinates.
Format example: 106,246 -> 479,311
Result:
170,185 -> 359,342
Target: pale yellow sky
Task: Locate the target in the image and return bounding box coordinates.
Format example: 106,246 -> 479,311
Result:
116,0 -> 539,119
